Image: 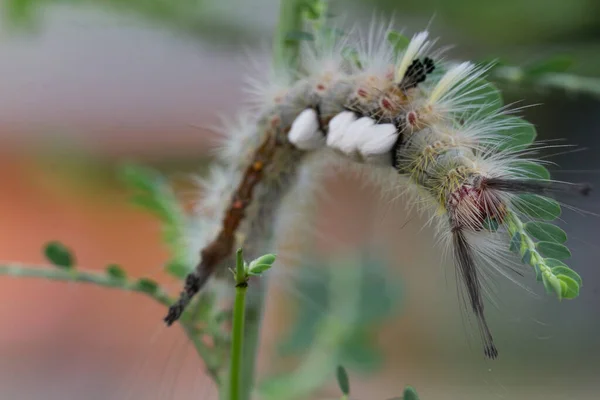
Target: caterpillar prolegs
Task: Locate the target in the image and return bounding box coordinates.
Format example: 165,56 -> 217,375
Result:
164,26 -> 590,359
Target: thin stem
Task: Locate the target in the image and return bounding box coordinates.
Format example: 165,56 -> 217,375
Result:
0,263 -> 173,306
273,0 -> 305,71
227,1 -> 309,398
229,249 -> 249,400
239,280 -> 266,400
491,65 -> 600,98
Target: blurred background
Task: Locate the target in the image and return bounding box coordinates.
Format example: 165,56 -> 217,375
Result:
0,0 -> 599,399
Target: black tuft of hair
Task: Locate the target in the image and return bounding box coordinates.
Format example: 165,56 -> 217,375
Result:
399,57 -> 436,91
484,178 -> 591,197
452,227 -> 498,359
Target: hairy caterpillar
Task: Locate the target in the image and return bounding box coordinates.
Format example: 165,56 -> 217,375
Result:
164,22 -> 590,359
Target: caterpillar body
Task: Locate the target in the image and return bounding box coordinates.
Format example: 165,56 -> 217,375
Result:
164,24 -> 589,359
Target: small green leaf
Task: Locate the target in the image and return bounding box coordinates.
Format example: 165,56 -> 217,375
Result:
44,241 -> 75,269
513,161 -> 551,180
556,274 -> 579,299
120,163 -> 161,193
509,232 -> 523,253
336,365 -> 350,395
522,249 -> 532,265
524,222 -> 567,243
545,258 -> 567,267
342,47 -> 362,69
403,386 -> 420,400
285,30 -> 315,42
459,78 -> 503,119
251,254 -> 276,267
302,0 -> 323,19
106,264 -> 126,279
533,263 -> 543,281
551,265 -> 582,287
515,195 -> 561,221
526,55 -> 573,76
165,261 -> 188,280
496,117 -> 537,151
536,242 -> 571,260
542,273 -> 562,298
136,278 -> 158,294
387,30 -> 410,56
482,217 -> 499,232
248,264 -> 273,276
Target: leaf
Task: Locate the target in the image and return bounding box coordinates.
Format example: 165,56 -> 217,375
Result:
551,265 -> 582,287
459,78 -> 503,119
526,55 -> 573,76
515,195 -> 561,221
44,241 -> 75,269
545,258 -> 568,268
120,163 -> 162,194
522,249 -> 532,265
250,254 -> 276,267
342,47 -> 362,69
136,278 -> 159,294
513,161 -> 550,180
336,365 -> 350,395
509,231 -> 523,253
557,274 -> 579,299
536,242 -> 571,260
533,263 -> 543,282
165,261 -> 189,280
524,222 -> 567,243
340,329 -> 383,371
285,30 -> 315,42
387,30 -> 410,56
542,273 -> 562,298
482,217 -> 499,232
302,0 -> 323,19
403,386 -> 420,400
496,117 -> 537,151
248,264 -> 273,276
106,264 -> 127,279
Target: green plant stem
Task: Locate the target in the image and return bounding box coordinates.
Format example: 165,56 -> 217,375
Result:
0,263 -> 173,306
491,66 -> 600,98
273,0 -> 305,71
239,281 -> 267,400
227,1 -> 309,398
229,249 -> 249,400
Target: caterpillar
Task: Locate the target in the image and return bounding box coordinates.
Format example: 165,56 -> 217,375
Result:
164,21 -> 590,359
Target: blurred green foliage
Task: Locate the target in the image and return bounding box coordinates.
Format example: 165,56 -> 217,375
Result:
279,253 -> 401,372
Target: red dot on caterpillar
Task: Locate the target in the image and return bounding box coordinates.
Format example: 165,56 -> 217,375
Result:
316,83 -> 326,92
381,96 -> 395,112
407,110 -> 418,126
357,88 -> 368,98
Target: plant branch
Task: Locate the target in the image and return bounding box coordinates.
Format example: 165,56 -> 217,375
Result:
228,249 -> 249,400
491,66 -> 600,98
0,263 -> 173,306
273,0 -> 305,71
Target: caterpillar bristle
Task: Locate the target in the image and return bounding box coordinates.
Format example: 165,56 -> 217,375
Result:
484,177 -> 592,197
452,228 -> 497,359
